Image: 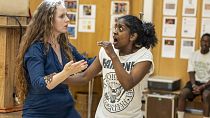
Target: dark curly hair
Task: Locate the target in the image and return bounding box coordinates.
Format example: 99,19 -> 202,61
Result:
118,15 -> 158,49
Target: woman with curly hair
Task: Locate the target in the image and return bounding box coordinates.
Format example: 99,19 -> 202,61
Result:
15,0 -> 93,117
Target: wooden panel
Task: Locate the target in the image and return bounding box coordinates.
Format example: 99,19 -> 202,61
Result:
153,0 -> 203,87
0,29 -> 7,108
0,28 -> 21,109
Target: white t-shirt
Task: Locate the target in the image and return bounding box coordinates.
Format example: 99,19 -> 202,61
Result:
95,47 -> 154,118
187,49 -> 210,83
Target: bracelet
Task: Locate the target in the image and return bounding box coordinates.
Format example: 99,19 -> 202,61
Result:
192,84 -> 197,88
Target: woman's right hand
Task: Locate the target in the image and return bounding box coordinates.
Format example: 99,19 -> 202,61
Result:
63,60 -> 88,76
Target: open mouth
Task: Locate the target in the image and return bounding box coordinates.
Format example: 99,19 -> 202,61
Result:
64,25 -> 68,28
113,36 -> 118,44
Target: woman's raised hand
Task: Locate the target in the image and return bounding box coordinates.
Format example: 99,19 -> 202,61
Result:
63,60 -> 88,76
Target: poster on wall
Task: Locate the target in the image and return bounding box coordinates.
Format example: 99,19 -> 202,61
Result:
79,4 -> 96,18
202,0 -> 210,17
201,18 -> 210,36
182,0 -> 197,16
78,19 -> 95,32
110,0 -> 130,42
111,1 -> 129,16
163,0 -> 178,16
180,38 -> 195,59
65,0 -> 79,39
181,17 -> 196,38
78,4 -> 96,32
161,38 -> 176,58
67,12 -> 77,25
67,25 -> 77,39
65,0 -> 78,12
162,17 -> 177,37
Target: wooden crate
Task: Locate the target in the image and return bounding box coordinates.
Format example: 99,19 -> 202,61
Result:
75,92 -> 100,118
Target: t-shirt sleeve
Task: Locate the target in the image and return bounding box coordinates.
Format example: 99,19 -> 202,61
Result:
98,47 -> 104,65
187,52 -> 195,72
135,50 -> 154,75
24,44 -> 48,91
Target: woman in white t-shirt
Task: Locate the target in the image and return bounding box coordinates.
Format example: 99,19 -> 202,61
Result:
67,15 -> 158,118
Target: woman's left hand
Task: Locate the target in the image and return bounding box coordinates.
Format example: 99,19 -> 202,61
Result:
97,41 -> 117,59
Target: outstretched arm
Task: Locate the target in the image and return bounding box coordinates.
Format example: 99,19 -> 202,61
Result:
64,56 -> 102,85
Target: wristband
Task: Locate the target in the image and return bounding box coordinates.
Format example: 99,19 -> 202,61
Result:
192,84 -> 196,88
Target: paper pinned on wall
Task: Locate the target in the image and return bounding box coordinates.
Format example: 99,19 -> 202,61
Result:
201,18 -> 210,37
68,24 -> 77,39
79,4 -> 96,18
182,0 -> 197,16
162,17 -> 177,37
161,38 -> 176,58
78,19 -> 95,32
163,0 -> 178,16
180,38 -> 195,59
111,1 -> 129,16
181,17 -> 197,38
202,0 -> 210,17
0,0 -> 29,16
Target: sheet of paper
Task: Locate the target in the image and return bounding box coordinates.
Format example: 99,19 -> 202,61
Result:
79,4 -> 96,18
181,17 -> 196,38
180,38 -> 195,59
78,19 -> 95,32
68,25 -> 77,39
182,0 -> 197,16
111,1 -> 129,16
201,18 -> 210,36
202,0 -> 210,17
162,17 -> 177,37
163,0 -> 178,16
161,38 -> 176,58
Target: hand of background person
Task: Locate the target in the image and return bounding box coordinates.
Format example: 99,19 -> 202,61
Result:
97,41 -> 117,59
192,85 -> 202,94
63,60 -> 88,76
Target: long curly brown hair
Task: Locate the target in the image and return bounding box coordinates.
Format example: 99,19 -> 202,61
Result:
15,0 -> 73,103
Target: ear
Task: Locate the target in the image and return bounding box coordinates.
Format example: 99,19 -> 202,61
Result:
130,33 -> 138,41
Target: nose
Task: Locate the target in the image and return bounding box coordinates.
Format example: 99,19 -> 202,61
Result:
112,27 -> 118,35
65,15 -> 69,22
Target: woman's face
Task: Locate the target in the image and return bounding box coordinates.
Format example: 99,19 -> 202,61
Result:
112,18 -> 131,49
53,4 -> 69,36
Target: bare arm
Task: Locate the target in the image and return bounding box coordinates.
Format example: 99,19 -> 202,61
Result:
110,56 -> 151,90
97,41 -> 151,90
64,56 -> 102,85
189,71 -> 196,85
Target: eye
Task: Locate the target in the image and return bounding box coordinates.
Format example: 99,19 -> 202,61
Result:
118,26 -> 124,32
60,14 -> 65,18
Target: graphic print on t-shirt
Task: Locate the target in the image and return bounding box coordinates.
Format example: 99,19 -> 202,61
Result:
102,58 -> 135,113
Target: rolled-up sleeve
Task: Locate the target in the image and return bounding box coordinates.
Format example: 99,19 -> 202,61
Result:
24,44 -> 48,91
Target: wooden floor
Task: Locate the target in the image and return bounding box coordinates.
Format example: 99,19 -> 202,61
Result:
0,111 -> 22,118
